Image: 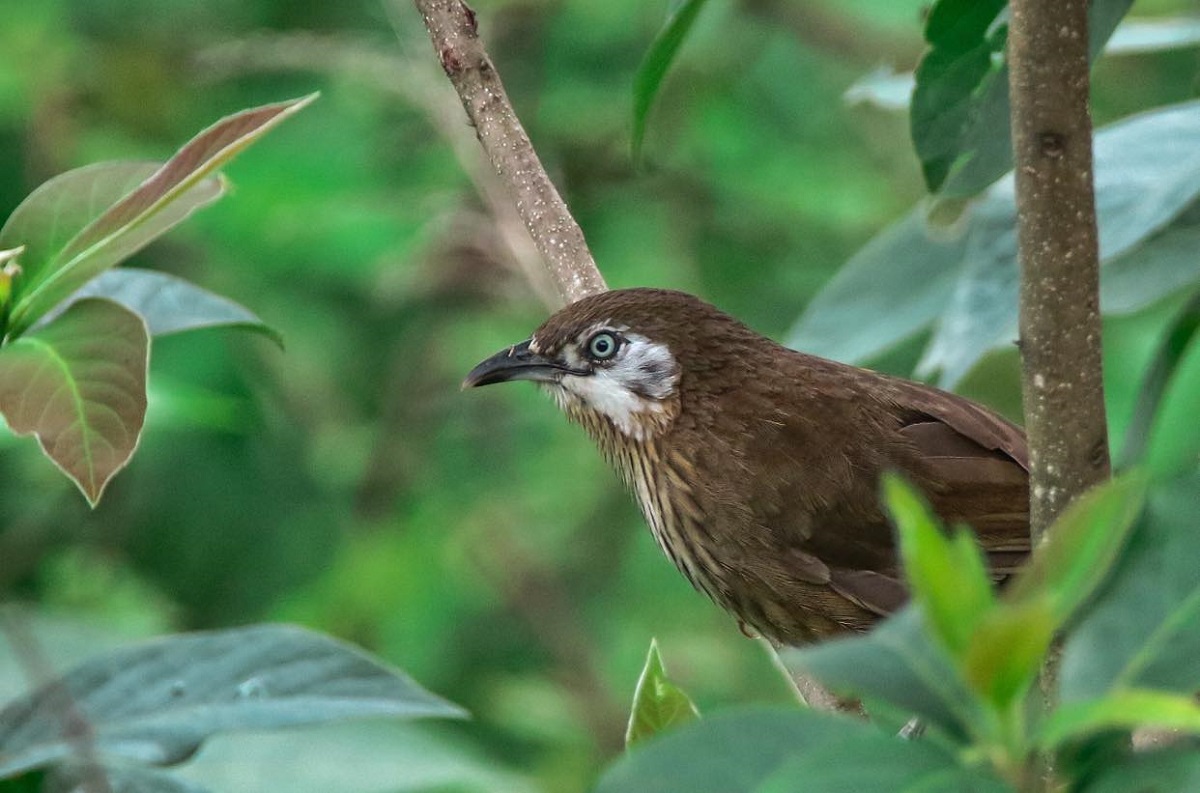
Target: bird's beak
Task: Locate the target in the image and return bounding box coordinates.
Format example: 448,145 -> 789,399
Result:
462,339 -> 576,389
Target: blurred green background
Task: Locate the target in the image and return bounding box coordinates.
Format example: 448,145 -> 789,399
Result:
0,0 -> 1196,790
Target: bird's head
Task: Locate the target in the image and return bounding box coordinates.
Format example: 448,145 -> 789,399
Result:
463,288 -> 751,441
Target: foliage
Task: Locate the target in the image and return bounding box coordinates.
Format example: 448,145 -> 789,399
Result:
0,0 -> 1197,791
600,473 -> 1200,791
0,97 -> 310,504
0,624 -> 464,792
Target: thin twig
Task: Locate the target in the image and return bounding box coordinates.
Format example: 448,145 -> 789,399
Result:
409,0 -> 607,305
1,605 -> 112,793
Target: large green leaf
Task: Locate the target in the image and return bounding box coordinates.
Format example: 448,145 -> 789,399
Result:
784,210 -> 965,363
0,624 -> 465,780
912,0 -> 1133,197
46,763 -> 213,793
1060,472 -> 1200,702
631,0 -> 711,162
783,608 -> 983,739
2,94 -> 316,338
918,100 -> 1200,385
753,734 -> 1011,793
52,269 -> 281,344
0,298 -> 148,506
597,706 -> 997,793
625,639 -> 699,747
792,102 -> 1200,381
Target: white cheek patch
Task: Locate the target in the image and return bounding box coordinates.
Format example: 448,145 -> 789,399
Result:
554,334 -> 679,439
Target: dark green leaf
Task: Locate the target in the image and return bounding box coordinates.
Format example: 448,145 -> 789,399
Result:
1144,327 -> 1200,481
1038,689 -> 1200,750
0,624 -> 465,779
1083,749 -> 1200,793
1005,473 -> 1146,625
784,609 -> 983,739
1060,472 -> 1200,701
912,0 -> 1133,196
50,269 -> 282,345
1117,290 -> 1200,470
0,298 -> 148,506
885,474 -> 995,658
2,95 -> 317,338
625,639 -> 699,747
631,0 -> 711,162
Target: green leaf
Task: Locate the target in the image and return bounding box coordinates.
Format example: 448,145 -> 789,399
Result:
47,763 -> 213,793
51,269 -> 282,345
1106,16 -> 1200,55
0,163 -> 166,324
598,706 -> 992,793
918,100 -> 1200,386
0,624 -> 465,779
625,639 -> 700,747
785,210 -> 966,363
1101,207 -> 1200,317
1117,290 -> 1200,470
1060,472 -> 1200,701
1082,749 -> 1200,793
1144,324 -> 1200,481
784,608 -> 983,739
2,94 -> 317,338
753,734 -> 1011,793
0,298 -> 148,506
1038,689 -> 1200,750
884,473 -> 995,658
1006,473 -> 1146,625
631,0 -> 711,162
963,598 -> 1055,710
912,0 -> 1133,197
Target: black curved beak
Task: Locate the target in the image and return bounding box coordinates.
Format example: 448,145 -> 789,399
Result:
462,339 -> 578,389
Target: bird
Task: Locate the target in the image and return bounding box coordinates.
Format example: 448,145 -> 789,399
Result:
463,288 -> 1030,646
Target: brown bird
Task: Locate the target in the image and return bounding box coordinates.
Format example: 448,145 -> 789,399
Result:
464,288 -> 1029,646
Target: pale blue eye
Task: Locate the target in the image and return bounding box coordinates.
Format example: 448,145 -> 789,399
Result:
587,332 -> 618,360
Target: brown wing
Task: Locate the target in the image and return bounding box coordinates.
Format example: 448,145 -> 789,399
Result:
824,382 -> 1031,618
739,362 -> 1030,627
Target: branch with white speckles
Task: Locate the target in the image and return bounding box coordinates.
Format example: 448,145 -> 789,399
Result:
1008,0 -> 1111,539
410,0 -> 607,306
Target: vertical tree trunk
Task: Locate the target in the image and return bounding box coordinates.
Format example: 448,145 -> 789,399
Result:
1008,0 -> 1111,540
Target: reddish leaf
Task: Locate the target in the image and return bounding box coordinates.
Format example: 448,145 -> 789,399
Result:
0,298 -> 149,505
4,94 -> 317,337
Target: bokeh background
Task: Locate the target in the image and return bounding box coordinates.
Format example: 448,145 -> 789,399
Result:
0,0 -> 1196,790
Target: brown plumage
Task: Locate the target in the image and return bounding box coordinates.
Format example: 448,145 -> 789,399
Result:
464,288 -> 1029,646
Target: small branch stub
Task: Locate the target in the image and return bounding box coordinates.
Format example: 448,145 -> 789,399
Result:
412,0 -> 607,306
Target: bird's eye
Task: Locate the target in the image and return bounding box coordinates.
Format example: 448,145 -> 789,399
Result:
586,332 -> 620,361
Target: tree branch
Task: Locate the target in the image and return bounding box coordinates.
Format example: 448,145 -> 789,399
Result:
411,0 -> 607,305
1008,0 -> 1111,540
